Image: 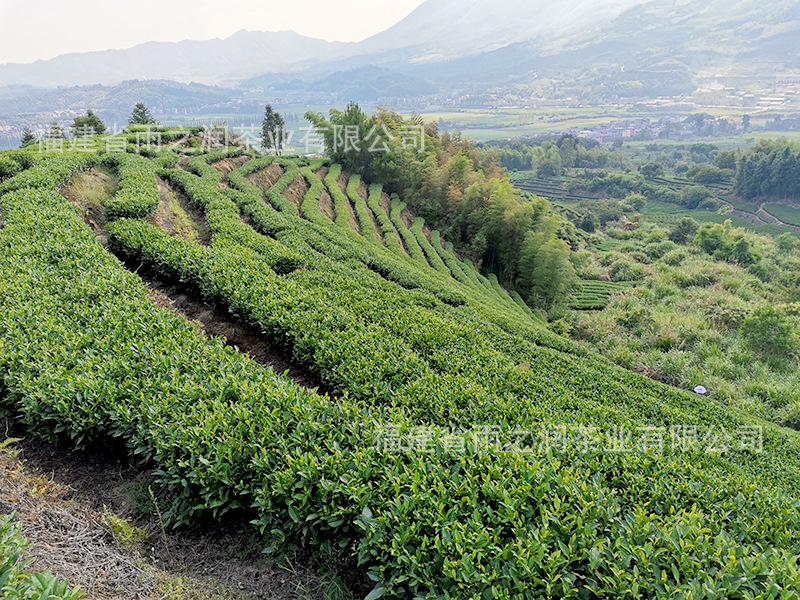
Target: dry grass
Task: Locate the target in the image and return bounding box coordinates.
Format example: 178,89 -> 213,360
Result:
0,436 -> 152,599
0,434 -> 268,600
61,168 -> 117,246
146,177 -> 210,245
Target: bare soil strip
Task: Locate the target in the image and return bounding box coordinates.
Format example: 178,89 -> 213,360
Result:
61,167 -> 117,246
247,163 -> 284,191
283,175 -> 309,210
319,189 -> 336,221
358,181 -> 384,244
338,172 -> 361,233
142,272 -> 330,393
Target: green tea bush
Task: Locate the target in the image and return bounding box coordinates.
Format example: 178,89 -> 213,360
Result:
0,153 -> 98,195
102,154 -> 159,219
7,153 -> 800,598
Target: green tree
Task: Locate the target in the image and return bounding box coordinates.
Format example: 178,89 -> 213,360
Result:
730,235 -> 755,266
71,110 -> 106,136
46,122 -> 65,139
129,102 -> 157,125
623,192 -> 647,211
695,222 -> 730,255
669,217 -> 699,244
681,185 -> 712,209
776,232 -> 799,254
19,127 -> 36,148
517,226 -> 576,313
712,149 -> 737,170
577,198 -> 623,226
688,165 -> 731,184
639,162 -> 664,178
305,102 -> 373,170
261,104 -> 287,155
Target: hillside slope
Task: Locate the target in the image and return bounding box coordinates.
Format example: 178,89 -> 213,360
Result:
2,145 -> 800,597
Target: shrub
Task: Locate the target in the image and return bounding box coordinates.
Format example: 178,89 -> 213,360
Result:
609,258 -> 645,281
742,306 -> 797,360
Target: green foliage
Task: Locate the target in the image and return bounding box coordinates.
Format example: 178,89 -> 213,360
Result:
9,182 -> 800,597
776,232 -> 800,253
712,149 -> 738,171
579,213 -> 596,233
101,154 -> 159,219
686,164 -> 732,184
265,159 -> 301,216
129,102 -> 157,125
571,280 -> 637,310
304,105 -> 574,306
485,135 -> 610,173
622,192 -> 647,211
764,204 -> 800,228
261,104 -> 286,155
668,217 -> 700,244
298,166 -> 329,226
742,306 -> 797,360
568,170 -> 645,197
695,221 -> 758,266
736,139 -> 800,200
389,195 -> 426,265
0,153 -> 98,196
164,150 -> 304,275
577,198 -> 624,226
639,162 -> 664,177
681,185 -> 712,209
346,174 -> 380,242
8,148 -> 800,598
324,164 -> 353,231
609,257 -> 646,282
0,157 -> 22,182
365,183 -> 404,255
706,305 -> 749,331
19,128 -> 36,148
71,110 -> 106,136
517,222 -> 577,311
410,217 -> 449,275
305,102 -> 377,174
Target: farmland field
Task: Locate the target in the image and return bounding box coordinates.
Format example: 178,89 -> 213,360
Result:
572,279 -> 638,310
3,141 -> 800,598
764,203 -> 800,227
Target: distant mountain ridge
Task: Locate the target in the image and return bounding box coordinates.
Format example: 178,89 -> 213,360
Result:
0,30 -> 355,87
1,0 -> 799,100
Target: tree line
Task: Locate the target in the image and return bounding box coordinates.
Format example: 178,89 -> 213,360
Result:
305,103 -> 577,313
735,139 -> 800,200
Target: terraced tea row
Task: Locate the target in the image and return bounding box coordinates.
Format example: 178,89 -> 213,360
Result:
3,148 -> 800,598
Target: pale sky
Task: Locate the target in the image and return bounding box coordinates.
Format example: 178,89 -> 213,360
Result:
0,0 -> 426,65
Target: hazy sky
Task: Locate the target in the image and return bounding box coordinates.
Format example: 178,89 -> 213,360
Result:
0,0 -> 426,65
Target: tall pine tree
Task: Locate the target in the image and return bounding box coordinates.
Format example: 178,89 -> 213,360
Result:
20,127 -> 36,148
129,103 -> 157,125
261,104 -> 286,155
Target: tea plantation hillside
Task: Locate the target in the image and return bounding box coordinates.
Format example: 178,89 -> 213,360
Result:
3,143 -> 800,598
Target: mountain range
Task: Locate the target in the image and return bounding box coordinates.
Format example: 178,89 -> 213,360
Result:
0,0 -> 799,127
2,0 -> 799,90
